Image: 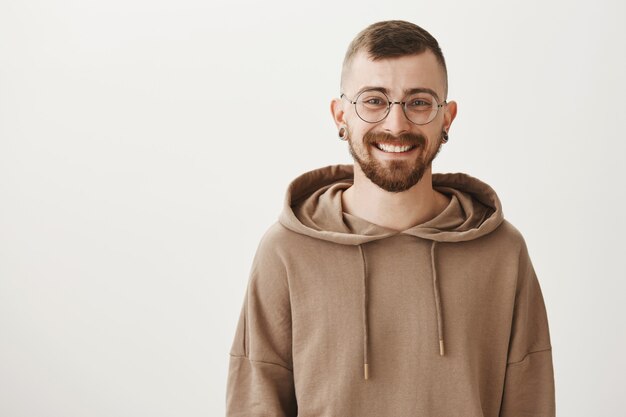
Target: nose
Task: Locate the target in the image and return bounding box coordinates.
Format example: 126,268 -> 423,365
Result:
380,102 -> 412,135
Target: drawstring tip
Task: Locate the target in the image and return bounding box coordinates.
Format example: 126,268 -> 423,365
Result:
364,363 -> 369,380
439,340 -> 445,356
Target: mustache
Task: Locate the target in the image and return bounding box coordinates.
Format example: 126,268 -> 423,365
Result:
364,131 -> 426,147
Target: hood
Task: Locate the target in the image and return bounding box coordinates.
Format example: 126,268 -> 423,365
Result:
277,163 -> 504,380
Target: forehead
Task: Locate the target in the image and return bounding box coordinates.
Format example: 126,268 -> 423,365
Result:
345,49 -> 445,100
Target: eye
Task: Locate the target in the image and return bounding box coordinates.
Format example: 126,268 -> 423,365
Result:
408,99 -> 430,107
357,90 -> 389,109
364,98 -> 384,105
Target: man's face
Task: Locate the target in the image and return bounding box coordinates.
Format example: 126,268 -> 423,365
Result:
332,49 -> 456,193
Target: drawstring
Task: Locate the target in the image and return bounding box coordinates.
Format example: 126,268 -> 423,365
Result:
357,244 -> 369,380
431,241 -> 445,356
357,240 -> 445,381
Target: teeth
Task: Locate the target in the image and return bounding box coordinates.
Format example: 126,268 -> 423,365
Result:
376,143 -> 416,153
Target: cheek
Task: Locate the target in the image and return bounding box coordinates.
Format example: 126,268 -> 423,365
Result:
424,127 -> 443,145
355,125 -> 376,141
347,127 -> 366,144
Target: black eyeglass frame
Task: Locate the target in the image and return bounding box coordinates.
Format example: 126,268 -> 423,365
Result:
340,89 -> 447,125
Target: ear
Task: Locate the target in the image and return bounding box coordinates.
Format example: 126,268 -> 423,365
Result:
443,100 -> 458,132
330,97 -> 345,129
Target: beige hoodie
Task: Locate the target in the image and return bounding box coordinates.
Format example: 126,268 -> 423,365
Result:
226,164 -> 555,417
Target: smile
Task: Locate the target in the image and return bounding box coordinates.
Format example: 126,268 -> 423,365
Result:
372,142 -> 418,154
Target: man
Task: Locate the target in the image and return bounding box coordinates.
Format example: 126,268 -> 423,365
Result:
226,20 -> 555,417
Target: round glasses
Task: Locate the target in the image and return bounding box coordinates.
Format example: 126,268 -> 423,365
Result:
340,89 -> 446,125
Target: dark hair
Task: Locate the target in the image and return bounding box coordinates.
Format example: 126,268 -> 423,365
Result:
340,20 -> 448,99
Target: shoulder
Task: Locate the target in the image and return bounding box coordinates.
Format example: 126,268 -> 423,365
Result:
257,221 -> 303,253
490,218 -> 528,251
492,219 -> 539,281
480,218 -> 535,266
252,221 -> 308,268
244,223 -> 295,292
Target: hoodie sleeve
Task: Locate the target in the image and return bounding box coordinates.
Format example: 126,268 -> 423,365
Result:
225,230 -> 298,417
499,238 -> 556,417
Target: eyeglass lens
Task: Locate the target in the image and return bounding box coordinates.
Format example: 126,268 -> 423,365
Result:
355,89 -> 439,125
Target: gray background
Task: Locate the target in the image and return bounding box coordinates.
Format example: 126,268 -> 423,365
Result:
1,0 -> 624,416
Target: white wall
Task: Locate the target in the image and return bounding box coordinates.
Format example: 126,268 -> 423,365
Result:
1,0 -> 624,416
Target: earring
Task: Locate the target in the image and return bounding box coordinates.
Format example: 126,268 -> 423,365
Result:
442,130 -> 449,143
338,125 -> 349,141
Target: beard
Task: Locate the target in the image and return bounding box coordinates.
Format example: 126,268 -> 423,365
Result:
346,126 -> 443,193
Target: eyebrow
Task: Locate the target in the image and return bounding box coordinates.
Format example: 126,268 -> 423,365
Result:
355,86 -> 442,102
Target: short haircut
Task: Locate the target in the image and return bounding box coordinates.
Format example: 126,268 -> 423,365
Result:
340,20 -> 448,100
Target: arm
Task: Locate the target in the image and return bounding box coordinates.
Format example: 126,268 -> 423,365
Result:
500,238 -> 556,417
225,230 -> 297,417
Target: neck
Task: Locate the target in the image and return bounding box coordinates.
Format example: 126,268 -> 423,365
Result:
341,164 -> 450,231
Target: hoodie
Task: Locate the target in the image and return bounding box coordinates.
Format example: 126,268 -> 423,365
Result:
226,163 -> 555,417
